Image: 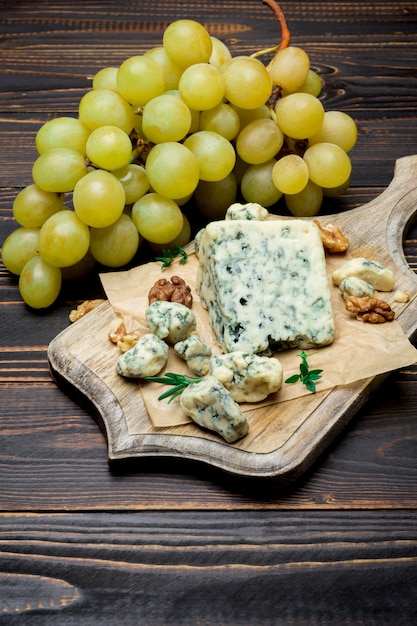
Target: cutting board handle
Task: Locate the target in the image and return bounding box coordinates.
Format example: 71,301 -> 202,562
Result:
329,155 -> 417,287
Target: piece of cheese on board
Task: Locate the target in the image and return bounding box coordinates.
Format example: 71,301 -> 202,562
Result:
196,219 -> 335,355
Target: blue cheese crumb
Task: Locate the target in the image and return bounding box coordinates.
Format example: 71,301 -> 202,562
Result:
332,257 -> 394,291
210,351 -> 283,402
180,376 -> 249,443
225,202 -> 269,221
174,335 -> 212,376
146,300 -> 196,344
116,333 -> 168,378
339,276 -> 375,299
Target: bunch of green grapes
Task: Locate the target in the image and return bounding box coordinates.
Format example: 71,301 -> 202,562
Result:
1,12 -> 357,309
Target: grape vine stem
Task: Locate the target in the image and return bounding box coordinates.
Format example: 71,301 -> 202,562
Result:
251,0 -> 291,65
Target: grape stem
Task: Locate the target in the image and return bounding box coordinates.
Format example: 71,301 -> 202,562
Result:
251,0 -> 290,65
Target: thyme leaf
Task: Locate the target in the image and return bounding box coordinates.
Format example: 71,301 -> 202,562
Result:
155,245 -> 188,269
284,351 -> 323,393
143,371 -> 203,403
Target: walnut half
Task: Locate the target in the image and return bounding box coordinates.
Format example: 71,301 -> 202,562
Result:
69,299 -> 106,322
108,320 -> 142,352
313,220 -> 349,253
345,296 -> 395,323
148,275 -> 193,308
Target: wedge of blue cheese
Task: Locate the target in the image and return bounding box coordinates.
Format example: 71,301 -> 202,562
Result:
197,219 -> 335,355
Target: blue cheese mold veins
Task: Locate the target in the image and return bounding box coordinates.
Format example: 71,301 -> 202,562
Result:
196,218 -> 335,355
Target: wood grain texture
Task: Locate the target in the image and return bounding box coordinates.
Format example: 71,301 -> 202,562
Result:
0,511 -> 416,624
1,1 -> 417,622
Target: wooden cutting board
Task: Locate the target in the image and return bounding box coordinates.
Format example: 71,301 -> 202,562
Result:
48,155 -> 417,487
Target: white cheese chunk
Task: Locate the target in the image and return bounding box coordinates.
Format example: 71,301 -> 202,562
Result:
180,376 -> 249,443
174,335 -> 212,376
339,276 -> 375,299
116,333 -> 168,378
146,301 -> 196,344
194,227 -> 205,257
225,202 -> 269,221
210,351 -> 283,402
332,257 -> 394,292
197,219 -> 335,354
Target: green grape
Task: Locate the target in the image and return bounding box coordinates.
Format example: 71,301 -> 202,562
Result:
282,69 -> 322,97
233,155 -> 250,184
174,193 -> 193,207
209,36 -> 232,69
322,175 -> 351,198
39,209 -> 90,267
116,55 -> 166,107
303,142 -> 352,188
199,103 -> 240,140
275,92 -> 324,139
284,179 -> 323,217
231,104 -> 272,129
61,249 -> 96,280
272,154 -> 309,194
164,89 -> 201,133
183,131 -> 236,182
73,169 -> 126,227
144,46 -> 183,90
78,88 -> 136,134
189,108 -> 201,134
235,118 -> 284,165
142,94 -> 192,143
112,163 -> 150,204
32,148 -> 87,192
131,193 -> 184,244
178,63 -> 225,111
13,184 -> 64,228
163,19 -> 213,69
147,214 -> 191,255
308,110 -> 358,152
35,117 -> 91,156
90,213 -> 140,267
86,125 -> 132,170
193,173 -> 238,219
145,142 -> 200,199
92,66 -> 119,91
1,227 -> 40,275
240,159 -> 283,207
19,256 -> 62,309
220,56 -> 272,109
269,46 -> 310,93
133,111 -> 147,140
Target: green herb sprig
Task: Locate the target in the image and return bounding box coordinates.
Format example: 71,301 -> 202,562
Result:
143,372 -> 203,402
155,245 -> 188,269
285,351 -> 323,393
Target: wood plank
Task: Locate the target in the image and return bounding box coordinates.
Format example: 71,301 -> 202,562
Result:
0,511 -> 416,624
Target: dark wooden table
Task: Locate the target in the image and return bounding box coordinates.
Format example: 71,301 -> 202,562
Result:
1,1 -> 417,623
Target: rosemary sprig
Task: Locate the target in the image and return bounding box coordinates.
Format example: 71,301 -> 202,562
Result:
285,351 -> 323,393
143,371 -> 203,402
155,245 -> 188,269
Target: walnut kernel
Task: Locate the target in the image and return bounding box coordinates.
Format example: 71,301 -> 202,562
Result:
394,290 -> 410,303
148,275 -> 193,308
108,320 -> 127,344
313,220 -> 349,253
345,296 -> 395,323
69,299 -> 106,322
